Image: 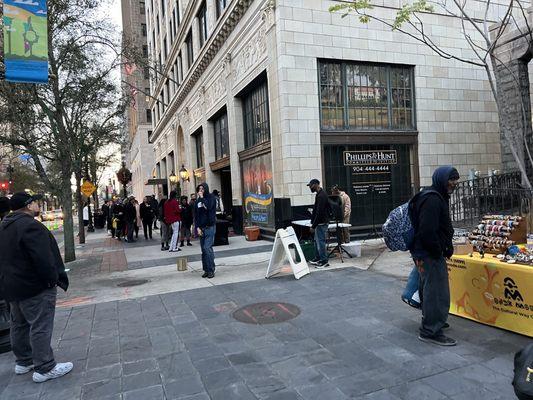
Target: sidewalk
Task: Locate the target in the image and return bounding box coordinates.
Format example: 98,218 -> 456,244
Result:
0,266 -> 527,400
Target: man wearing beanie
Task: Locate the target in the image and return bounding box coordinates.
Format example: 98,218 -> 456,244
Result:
410,166 -> 460,346
0,192 -> 72,382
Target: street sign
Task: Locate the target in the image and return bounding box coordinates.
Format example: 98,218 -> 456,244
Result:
81,181 -> 96,197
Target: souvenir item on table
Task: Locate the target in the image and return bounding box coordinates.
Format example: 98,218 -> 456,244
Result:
468,215 -> 526,254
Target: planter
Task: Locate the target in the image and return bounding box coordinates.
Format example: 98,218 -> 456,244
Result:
244,226 -> 260,241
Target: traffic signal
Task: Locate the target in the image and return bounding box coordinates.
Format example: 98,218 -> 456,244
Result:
0,181 -> 8,190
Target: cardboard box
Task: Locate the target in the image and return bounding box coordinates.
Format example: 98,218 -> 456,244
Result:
454,242 -> 474,255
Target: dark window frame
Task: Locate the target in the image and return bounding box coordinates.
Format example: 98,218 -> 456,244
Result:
216,0 -> 227,19
146,109 -> 152,123
213,111 -> 229,160
186,31 -> 194,68
141,23 -> 147,36
318,60 -> 416,132
177,53 -> 183,82
198,1 -> 208,47
242,78 -> 270,149
140,1 -> 145,14
193,129 -> 204,168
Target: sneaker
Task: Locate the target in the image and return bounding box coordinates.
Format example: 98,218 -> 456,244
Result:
32,362 -> 73,383
443,322 -> 450,330
207,273 -> 215,279
315,261 -> 329,269
308,259 -> 320,265
15,364 -> 33,375
401,296 -> 421,309
202,272 -> 209,278
418,334 -> 457,346
187,242 -> 192,246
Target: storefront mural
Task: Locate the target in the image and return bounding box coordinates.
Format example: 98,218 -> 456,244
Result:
242,153 -> 273,227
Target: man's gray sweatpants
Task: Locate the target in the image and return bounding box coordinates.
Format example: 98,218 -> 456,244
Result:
418,256 -> 450,338
9,288 -> 57,374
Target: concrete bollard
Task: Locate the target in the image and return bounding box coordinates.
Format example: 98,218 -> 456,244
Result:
177,257 -> 188,271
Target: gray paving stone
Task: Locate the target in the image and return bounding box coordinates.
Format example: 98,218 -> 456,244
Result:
208,382 -> 257,400
387,381 -> 450,400
122,358 -> 158,376
157,352 -> 197,383
192,356 -> 231,375
86,353 -> 120,369
260,390 -> 302,400
163,374 -> 205,398
84,363 -> 122,384
201,367 -> 243,391
81,378 -> 121,400
123,385 -> 165,400
122,370 -> 161,392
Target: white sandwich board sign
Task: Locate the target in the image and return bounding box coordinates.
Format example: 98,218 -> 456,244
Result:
266,226 -> 310,280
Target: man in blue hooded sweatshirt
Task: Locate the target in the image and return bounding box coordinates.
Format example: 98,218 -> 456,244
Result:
410,166 -> 459,346
196,183 -> 217,278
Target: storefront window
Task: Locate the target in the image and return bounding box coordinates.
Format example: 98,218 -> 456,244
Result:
214,113 -> 229,160
319,61 -> 415,131
242,80 -> 270,149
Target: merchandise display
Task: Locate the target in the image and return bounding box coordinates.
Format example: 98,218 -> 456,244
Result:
468,215 -> 526,254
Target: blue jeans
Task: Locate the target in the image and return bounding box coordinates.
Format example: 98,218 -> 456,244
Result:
402,265 -> 420,305
200,225 -> 216,273
314,224 -> 328,263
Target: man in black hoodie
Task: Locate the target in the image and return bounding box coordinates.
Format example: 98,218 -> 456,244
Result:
410,166 -> 459,346
307,179 -> 330,268
196,183 -> 217,278
0,192 -> 72,382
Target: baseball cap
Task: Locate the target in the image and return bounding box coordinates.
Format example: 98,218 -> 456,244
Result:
9,192 -> 43,211
307,179 -> 320,186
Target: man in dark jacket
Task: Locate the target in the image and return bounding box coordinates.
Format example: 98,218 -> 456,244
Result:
140,196 -> 155,240
307,179 -> 330,268
196,183 -> 217,278
124,196 -> 137,243
179,196 -> 193,247
158,196 -> 170,251
0,197 -> 9,221
0,192 -> 72,383
150,195 -> 159,230
410,166 -> 459,346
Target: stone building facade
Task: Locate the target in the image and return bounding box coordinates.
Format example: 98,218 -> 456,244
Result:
147,0 -> 505,233
121,0 -> 155,200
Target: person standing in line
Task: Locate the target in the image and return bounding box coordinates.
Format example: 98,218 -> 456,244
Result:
101,201 -> 110,235
158,196 -> 170,251
0,192 -> 73,383
124,196 -> 137,243
140,196 -> 154,240
307,179 -> 330,269
190,193 -> 198,238
196,183 -> 217,278
134,199 -> 142,239
179,195 -> 193,247
332,185 -> 351,243
150,195 -> 159,230
112,199 -> 124,240
410,166 -> 459,346
164,191 -> 181,252
0,197 -> 10,221
212,189 -> 224,216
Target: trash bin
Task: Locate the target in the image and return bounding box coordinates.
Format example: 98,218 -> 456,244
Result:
295,240 -> 315,262
214,220 -> 229,246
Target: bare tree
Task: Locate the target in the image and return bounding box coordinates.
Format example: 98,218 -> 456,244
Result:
330,0 -> 533,189
0,0 -> 127,261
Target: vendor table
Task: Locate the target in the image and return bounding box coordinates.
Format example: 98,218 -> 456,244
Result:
292,219 -> 352,230
292,220 -> 353,261
447,253 -> 533,337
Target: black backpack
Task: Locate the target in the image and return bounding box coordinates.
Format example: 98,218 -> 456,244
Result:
514,343 -> 533,400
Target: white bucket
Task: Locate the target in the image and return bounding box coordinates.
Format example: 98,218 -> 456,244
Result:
342,242 -> 361,258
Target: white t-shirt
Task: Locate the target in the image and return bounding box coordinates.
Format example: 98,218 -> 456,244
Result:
83,206 -> 89,221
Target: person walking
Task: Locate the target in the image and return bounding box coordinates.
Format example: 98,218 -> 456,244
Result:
179,196 -> 193,247
140,196 -> 155,239
124,197 -> 137,243
190,193 -> 198,238
164,191 -> 181,252
134,199 -> 142,239
307,179 -> 330,268
410,165 -> 459,346
332,185 -> 351,243
158,196 -> 170,251
0,192 -> 72,383
196,183 -> 217,278
150,195 -> 159,230
103,200 -> 113,236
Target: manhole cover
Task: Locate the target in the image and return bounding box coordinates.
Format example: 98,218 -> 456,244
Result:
232,302 -> 300,324
116,279 -> 150,287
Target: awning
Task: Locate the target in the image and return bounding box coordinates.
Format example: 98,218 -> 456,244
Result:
145,178 -> 167,185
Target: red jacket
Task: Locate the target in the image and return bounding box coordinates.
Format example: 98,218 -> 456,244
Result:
164,199 -> 181,224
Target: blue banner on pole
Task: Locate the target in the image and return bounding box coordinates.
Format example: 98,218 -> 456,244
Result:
3,0 -> 48,84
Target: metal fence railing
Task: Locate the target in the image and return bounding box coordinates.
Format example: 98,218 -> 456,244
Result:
449,171 -> 533,229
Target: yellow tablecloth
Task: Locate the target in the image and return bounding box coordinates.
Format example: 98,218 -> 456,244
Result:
447,253 -> 533,337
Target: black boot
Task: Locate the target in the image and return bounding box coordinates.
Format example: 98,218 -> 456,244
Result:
164,242 -> 170,251
187,240 -> 192,246
180,241 -> 184,247
161,243 -> 165,251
